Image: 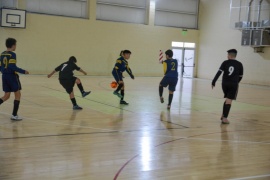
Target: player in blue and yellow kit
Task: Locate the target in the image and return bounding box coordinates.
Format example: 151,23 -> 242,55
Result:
159,49 -> 178,109
0,38 -> 29,120
112,50 -> 134,105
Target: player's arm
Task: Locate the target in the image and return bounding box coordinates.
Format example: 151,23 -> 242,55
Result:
114,59 -> 122,71
238,63 -> 244,83
126,65 -> 134,79
212,62 -> 225,88
48,64 -> 62,78
79,68 -> 87,75
163,61 -> 167,75
8,59 -> 28,74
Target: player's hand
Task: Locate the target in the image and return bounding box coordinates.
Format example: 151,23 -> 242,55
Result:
25,70 -> 29,74
131,75 -> 135,79
84,72 -> 87,75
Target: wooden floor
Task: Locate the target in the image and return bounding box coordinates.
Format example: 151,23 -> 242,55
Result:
0,75 -> 270,180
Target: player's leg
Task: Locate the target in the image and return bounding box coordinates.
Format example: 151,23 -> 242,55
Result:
0,76 -> 11,105
75,77 -> 91,97
159,77 -> 169,103
120,84 -> 128,105
69,91 -> 82,110
0,92 -> 11,105
221,83 -> 237,124
10,75 -> 23,121
112,70 -> 123,98
167,77 -> 178,109
222,98 -> 232,124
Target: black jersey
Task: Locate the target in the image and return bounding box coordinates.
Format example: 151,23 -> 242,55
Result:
212,59 -> 243,86
55,61 -> 81,80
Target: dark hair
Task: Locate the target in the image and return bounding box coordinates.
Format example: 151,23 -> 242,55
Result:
68,56 -> 77,63
119,50 -> 124,56
122,50 -> 131,55
6,38 -> 17,48
165,49 -> 173,58
227,49 -> 237,57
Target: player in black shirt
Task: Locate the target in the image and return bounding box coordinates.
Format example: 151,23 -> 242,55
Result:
47,56 -> 90,110
212,49 -> 244,124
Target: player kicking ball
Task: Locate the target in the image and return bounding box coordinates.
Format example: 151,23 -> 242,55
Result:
48,56 -> 91,110
112,50 -> 134,105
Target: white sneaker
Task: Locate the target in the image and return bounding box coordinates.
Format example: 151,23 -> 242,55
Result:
11,115 -> 23,121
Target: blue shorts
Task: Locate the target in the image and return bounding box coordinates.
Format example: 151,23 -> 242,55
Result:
160,76 -> 178,91
112,69 -> 123,83
2,74 -> 22,92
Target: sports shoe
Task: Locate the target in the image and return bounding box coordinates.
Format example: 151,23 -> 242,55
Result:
113,91 -> 123,98
11,115 -> 23,121
221,118 -> 230,124
120,100 -> 129,105
73,105 -> 83,110
82,91 -> 91,97
160,97 -> 164,103
167,105 -> 171,110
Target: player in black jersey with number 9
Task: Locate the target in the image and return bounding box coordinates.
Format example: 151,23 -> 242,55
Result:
212,49 -> 244,124
48,56 -> 91,110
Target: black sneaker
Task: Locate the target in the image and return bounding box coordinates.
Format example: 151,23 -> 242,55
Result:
82,91 -> 91,97
73,105 -> 83,110
160,97 -> 164,103
120,100 -> 129,105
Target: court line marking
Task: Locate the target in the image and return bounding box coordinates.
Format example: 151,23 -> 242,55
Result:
113,129 -> 270,180
228,174 -> 270,180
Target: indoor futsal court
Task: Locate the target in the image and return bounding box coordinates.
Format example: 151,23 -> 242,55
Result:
0,76 -> 270,179
1,0 -> 270,180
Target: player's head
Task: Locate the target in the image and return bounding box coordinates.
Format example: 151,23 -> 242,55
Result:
119,50 -> 124,57
6,38 -> 17,51
227,49 -> 237,59
69,56 -> 77,63
122,50 -> 131,60
165,49 -> 173,59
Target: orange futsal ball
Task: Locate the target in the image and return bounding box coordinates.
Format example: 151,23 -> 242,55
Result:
110,81 -> 117,88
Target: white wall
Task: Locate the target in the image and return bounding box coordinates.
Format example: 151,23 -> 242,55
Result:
198,0 -> 270,86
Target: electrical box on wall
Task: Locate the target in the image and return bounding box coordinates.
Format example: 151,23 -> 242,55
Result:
241,30 -> 252,46
251,30 -> 270,46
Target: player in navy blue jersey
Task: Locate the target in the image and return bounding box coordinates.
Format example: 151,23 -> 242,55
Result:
112,50 -> 134,105
212,49 -> 244,124
47,56 -> 90,110
159,49 -> 178,110
0,38 -> 29,121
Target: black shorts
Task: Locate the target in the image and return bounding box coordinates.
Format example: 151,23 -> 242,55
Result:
222,82 -> 239,100
160,76 -> 178,91
59,77 -> 77,94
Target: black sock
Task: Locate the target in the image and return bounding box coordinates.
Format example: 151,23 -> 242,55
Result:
159,86 -> 163,97
77,83 -> 84,94
121,90 -> 124,101
12,100 -> 20,116
71,98 -> 77,106
168,94 -> 173,105
0,98 -> 3,105
223,104 -> 231,118
222,101 -> 226,117
115,84 -> 123,92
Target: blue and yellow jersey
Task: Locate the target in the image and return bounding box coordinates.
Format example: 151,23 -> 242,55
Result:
113,56 -> 133,77
0,51 -> 25,74
163,59 -> 178,77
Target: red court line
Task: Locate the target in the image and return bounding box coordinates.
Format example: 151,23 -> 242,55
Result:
113,129 -> 270,180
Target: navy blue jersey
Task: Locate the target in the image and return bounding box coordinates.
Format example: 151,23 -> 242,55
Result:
0,51 -> 26,74
113,56 -> 133,78
55,61 -> 81,80
163,59 -> 178,77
